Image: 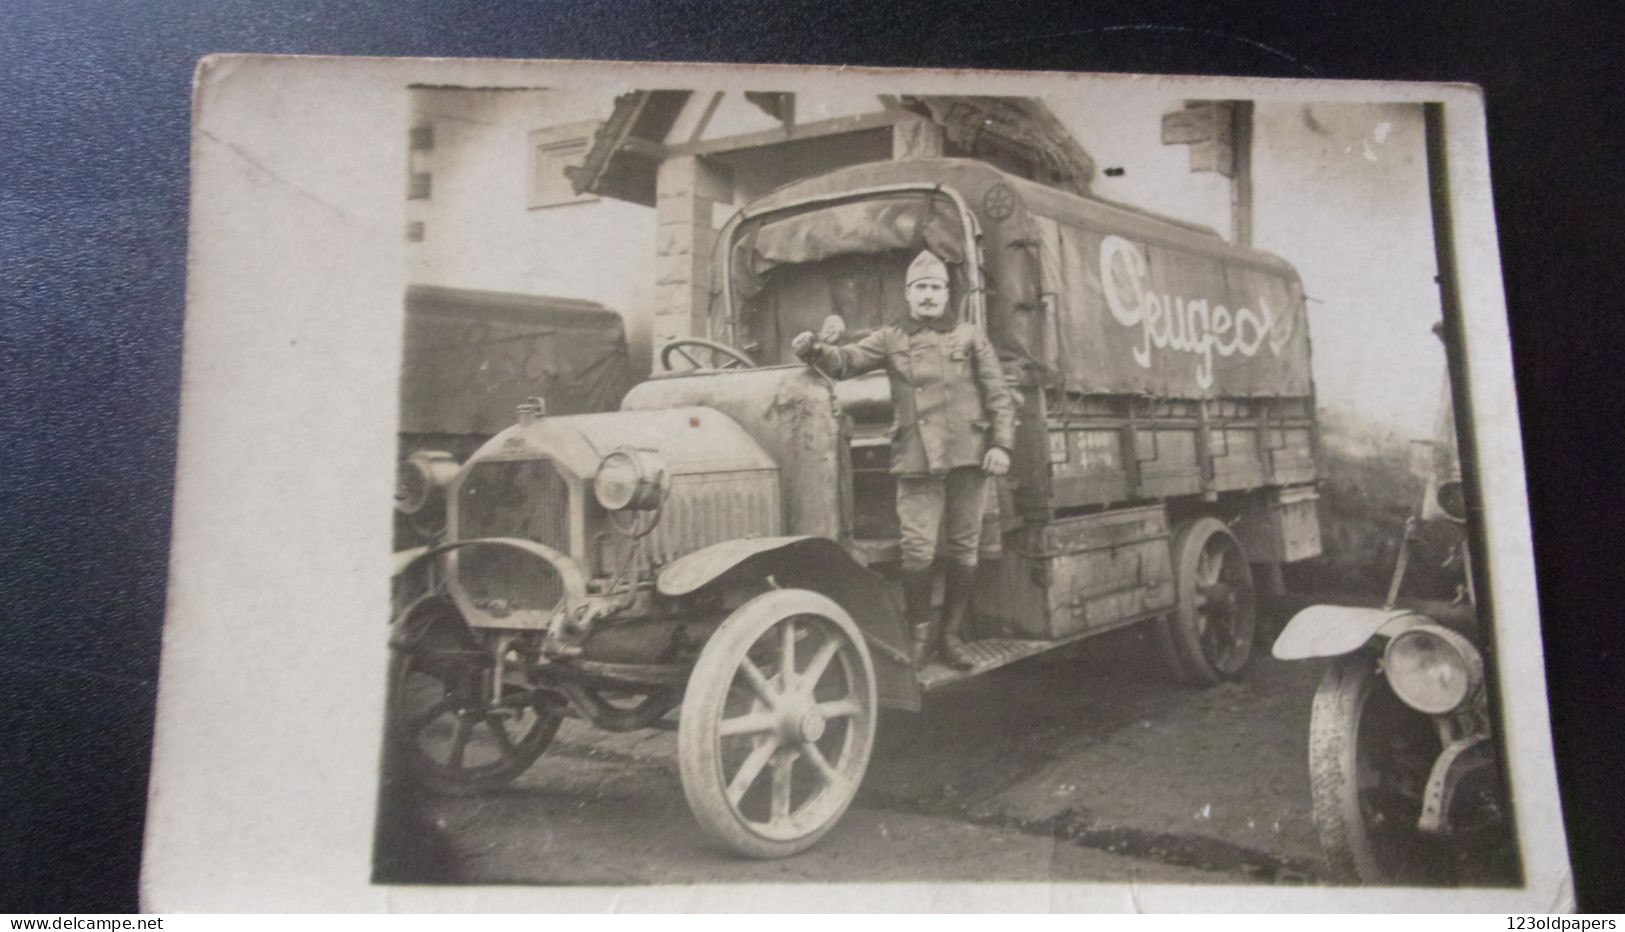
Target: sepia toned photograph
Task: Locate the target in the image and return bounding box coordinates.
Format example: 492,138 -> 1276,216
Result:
144,58 -> 1569,911
379,82 -> 1522,887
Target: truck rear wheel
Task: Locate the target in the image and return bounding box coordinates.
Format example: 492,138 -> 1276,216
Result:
1158,517 -> 1257,685
677,589 -> 877,859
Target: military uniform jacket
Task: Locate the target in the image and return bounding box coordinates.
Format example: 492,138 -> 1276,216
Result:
810,318 -> 1016,477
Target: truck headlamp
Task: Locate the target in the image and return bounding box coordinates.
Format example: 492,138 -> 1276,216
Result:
394,450 -> 458,515
1383,624 -> 1483,715
1434,479 -> 1468,523
593,448 -> 667,511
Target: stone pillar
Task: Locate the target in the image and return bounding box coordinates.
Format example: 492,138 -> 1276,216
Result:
653,155 -> 734,349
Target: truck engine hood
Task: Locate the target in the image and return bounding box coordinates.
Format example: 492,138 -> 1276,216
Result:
472,405 -> 778,483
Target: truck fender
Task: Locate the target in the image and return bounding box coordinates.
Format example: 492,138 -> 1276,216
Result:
392,546 -> 429,579
658,536 -> 921,711
657,536 -> 820,596
1271,605 -> 1430,661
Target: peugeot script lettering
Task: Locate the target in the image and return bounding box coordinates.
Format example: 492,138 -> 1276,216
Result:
1099,234 -> 1293,390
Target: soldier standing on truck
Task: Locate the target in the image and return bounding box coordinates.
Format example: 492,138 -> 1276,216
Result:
792,250 -> 1016,670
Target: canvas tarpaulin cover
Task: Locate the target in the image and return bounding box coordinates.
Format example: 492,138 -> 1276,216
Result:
400,288 -> 632,437
1034,216 -> 1312,398
730,194 -> 966,304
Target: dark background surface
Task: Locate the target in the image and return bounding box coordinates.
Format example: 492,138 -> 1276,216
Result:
2,0 -> 1621,913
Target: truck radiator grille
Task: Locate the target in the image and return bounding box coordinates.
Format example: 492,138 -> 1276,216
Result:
457,458 -> 570,554
453,459 -> 571,624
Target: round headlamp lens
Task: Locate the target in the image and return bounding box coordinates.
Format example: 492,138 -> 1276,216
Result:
395,461 -> 430,514
1383,626 -> 1479,714
594,448 -> 667,511
1435,479 -> 1468,523
593,451 -> 642,511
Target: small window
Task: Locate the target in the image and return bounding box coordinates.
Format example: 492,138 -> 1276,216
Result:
528,121 -> 600,209
407,122 -> 434,201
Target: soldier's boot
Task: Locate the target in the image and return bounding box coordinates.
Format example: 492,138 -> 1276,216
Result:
935,563 -> 977,671
902,567 -> 937,668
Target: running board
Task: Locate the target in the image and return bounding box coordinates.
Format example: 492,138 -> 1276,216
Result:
915,636 -> 1064,691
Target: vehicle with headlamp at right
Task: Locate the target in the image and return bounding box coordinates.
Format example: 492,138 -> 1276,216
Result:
1272,379 -> 1516,885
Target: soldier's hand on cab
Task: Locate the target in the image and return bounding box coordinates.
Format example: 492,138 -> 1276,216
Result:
982,446 -> 1011,477
791,331 -> 819,362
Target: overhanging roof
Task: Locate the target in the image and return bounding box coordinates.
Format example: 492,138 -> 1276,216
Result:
900,96 -> 1095,195
568,92 -> 1096,206
565,90 -> 691,206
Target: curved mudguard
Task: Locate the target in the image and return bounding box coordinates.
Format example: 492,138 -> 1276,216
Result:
657,536 -> 816,596
392,546 -> 429,578
1271,605 -> 1430,661
659,536 -> 921,711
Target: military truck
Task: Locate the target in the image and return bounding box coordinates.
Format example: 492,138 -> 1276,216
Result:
387,158 -> 1322,858
392,284 -> 633,545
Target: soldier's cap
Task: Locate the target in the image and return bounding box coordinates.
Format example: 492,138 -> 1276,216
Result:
906,250 -> 949,285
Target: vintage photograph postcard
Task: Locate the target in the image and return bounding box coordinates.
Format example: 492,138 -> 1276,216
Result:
142,56 -> 1571,911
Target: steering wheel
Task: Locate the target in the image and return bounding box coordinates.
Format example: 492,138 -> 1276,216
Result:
658,338 -> 757,372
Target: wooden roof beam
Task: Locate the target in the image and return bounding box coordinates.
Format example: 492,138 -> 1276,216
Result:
666,109 -> 921,158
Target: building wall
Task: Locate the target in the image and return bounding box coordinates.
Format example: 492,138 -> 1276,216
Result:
1252,102 -> 1439,439
405,89 -> 657,374
1052,91 -> 1235,236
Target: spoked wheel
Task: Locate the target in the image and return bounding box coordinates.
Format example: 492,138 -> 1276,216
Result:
677,589 -> 877,858
1309,657 -> 1449,884
1156,517 -> 1257,685
387,598 -> 561,796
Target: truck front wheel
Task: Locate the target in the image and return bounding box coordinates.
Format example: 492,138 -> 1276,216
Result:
386,598 -> 561,796
677,589 -> 877,858
1309,656 -> 1448,883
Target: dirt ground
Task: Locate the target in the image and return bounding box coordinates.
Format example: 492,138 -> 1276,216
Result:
378,622 -> 1336,888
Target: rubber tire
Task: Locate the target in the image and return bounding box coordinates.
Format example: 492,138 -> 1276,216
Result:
1162,517 -> 1257,686
1308,657 -> 1447,884
1149,613 -> 1193,684
386,600 -> 560,797
677,589 -> 877,859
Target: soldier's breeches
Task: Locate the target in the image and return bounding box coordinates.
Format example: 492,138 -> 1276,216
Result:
896,468 -> 988,573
